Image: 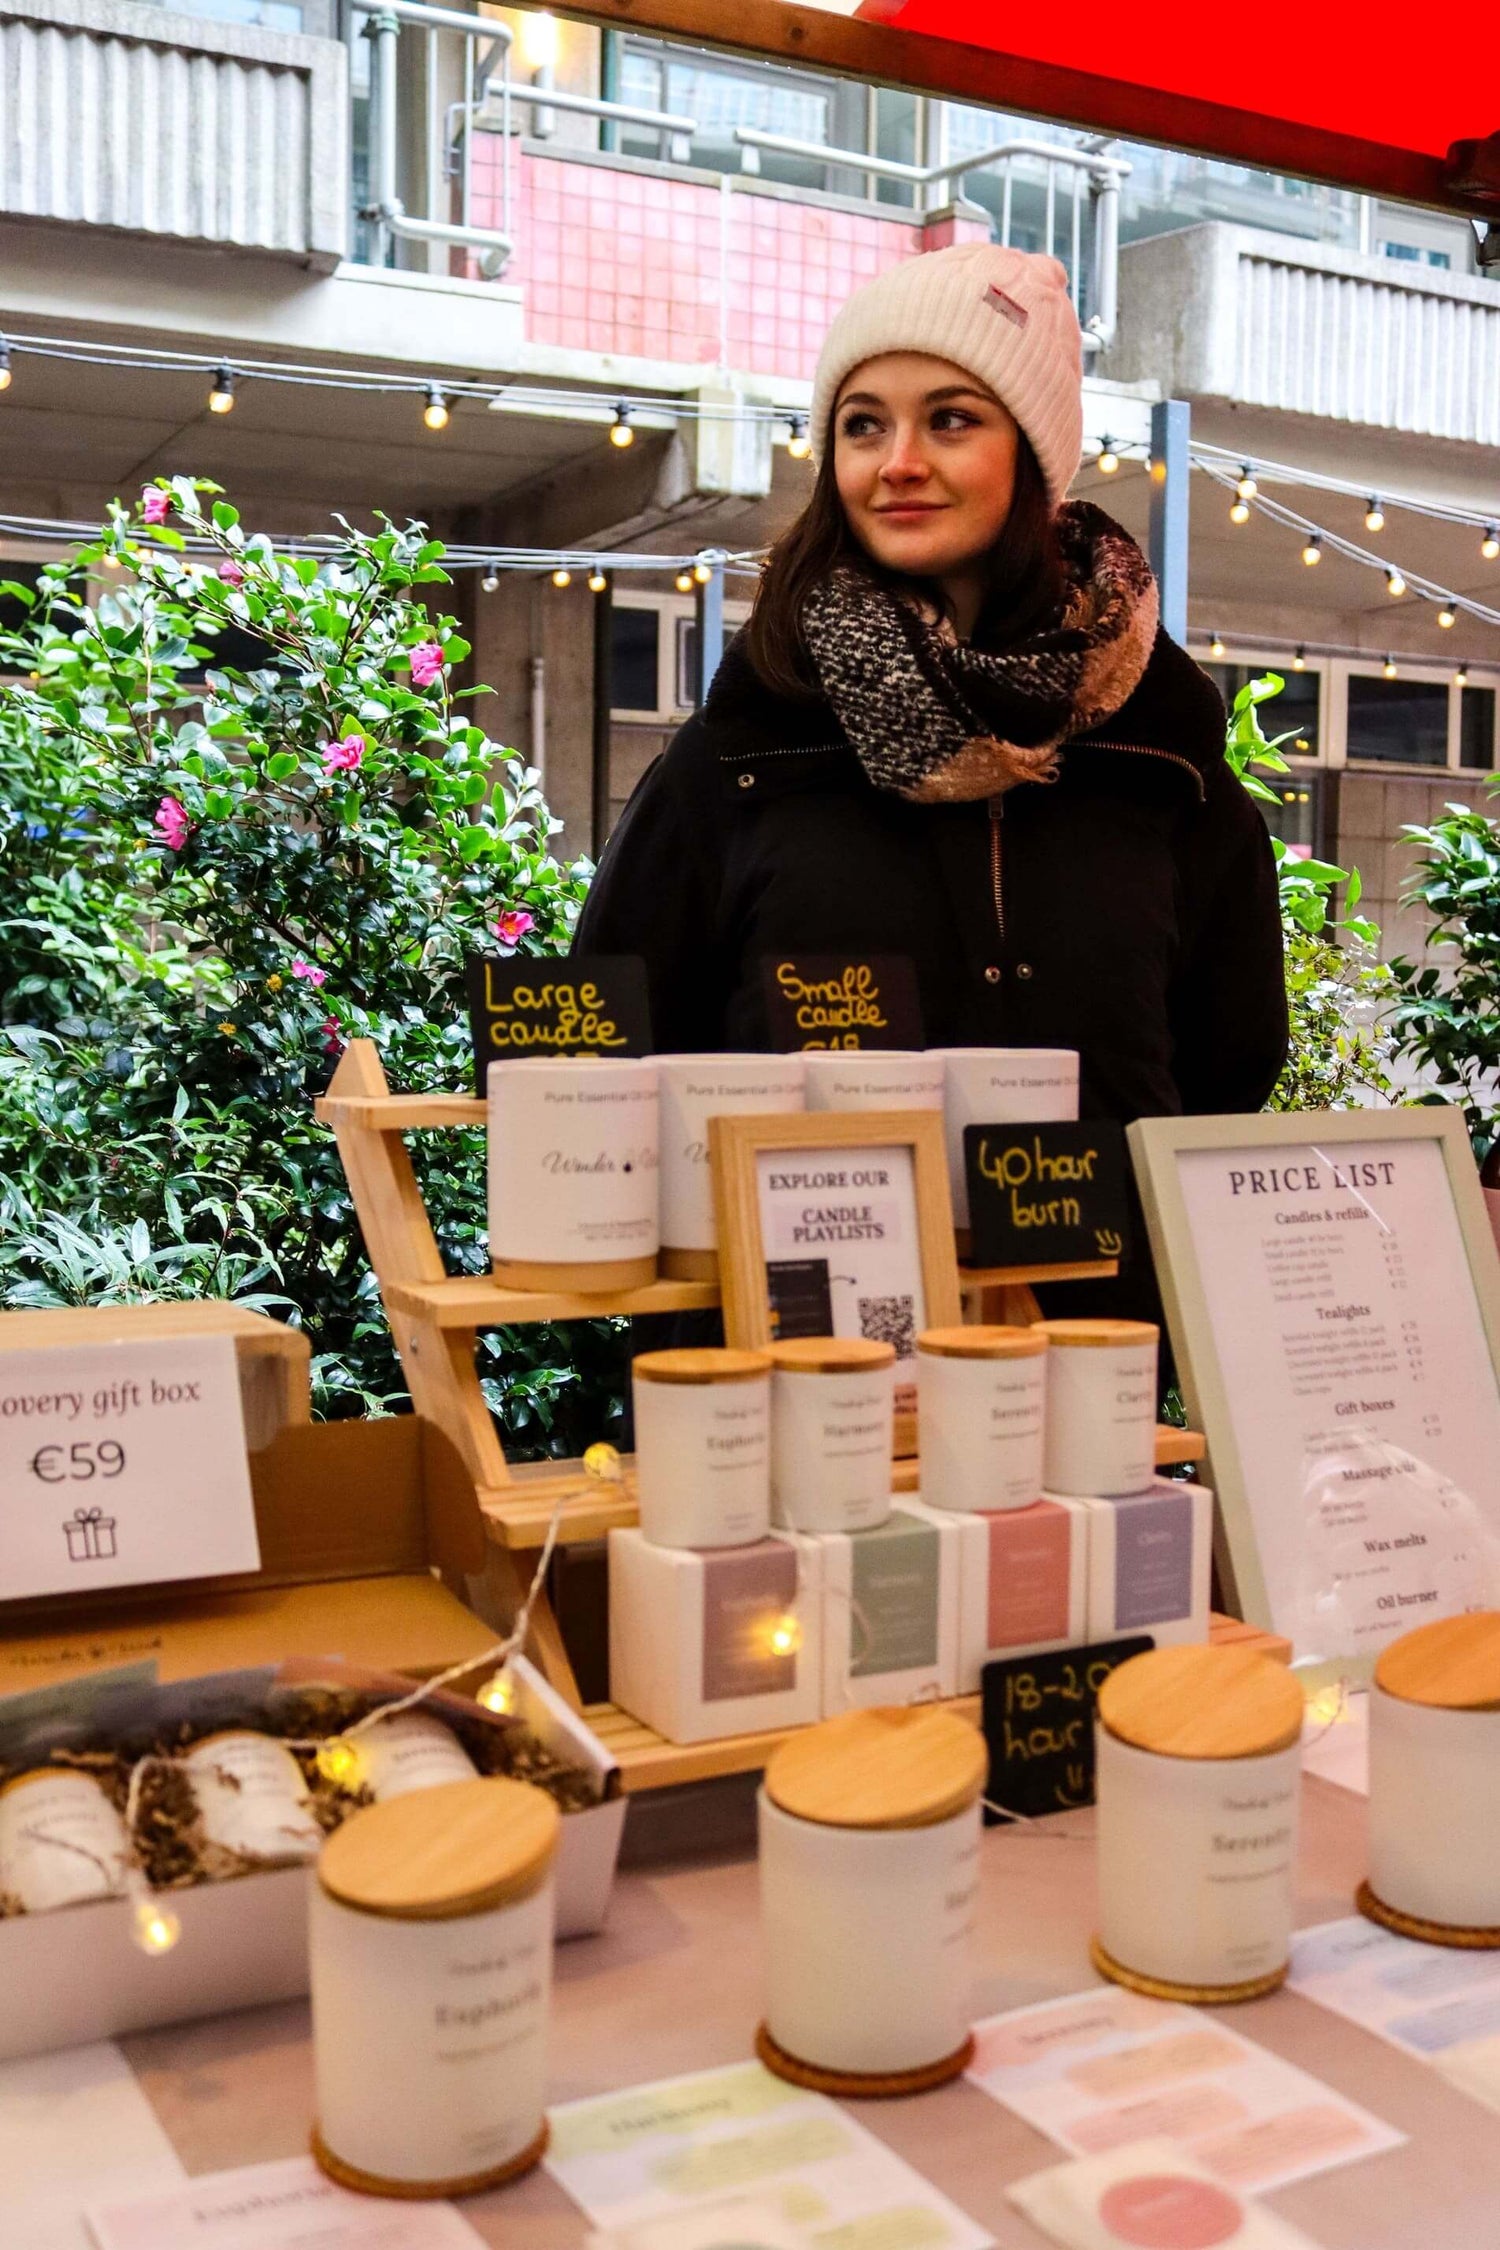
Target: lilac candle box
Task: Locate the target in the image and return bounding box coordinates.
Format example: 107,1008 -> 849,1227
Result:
1072,1477 -> 1213,1648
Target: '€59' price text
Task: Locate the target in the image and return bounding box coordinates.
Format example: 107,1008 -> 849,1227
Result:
29,1440 -> 127,1483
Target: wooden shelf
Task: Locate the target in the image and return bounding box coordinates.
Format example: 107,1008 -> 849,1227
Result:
317,1093 -> 487,1129
959,1260 -> 1118,1289
386,1274 -> 722,1329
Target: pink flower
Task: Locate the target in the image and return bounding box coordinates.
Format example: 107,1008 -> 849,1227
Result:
154,796 -> 190,851
141,487 -> 172,527
291,957 -> 327,988
322,733 -> 364,774
320,1015 -> 343,1057
219,560 -> 245,587
492,908 -> 535,954
409,640 -> 445,689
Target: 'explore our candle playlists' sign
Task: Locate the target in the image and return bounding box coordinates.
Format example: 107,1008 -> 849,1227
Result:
761,954 -> 923,1050
465,953 -> 652,1090
980,1634 -> 1152,1824
964,1121 -> 1129,1268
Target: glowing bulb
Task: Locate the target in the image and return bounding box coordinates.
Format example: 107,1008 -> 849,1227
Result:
766,1613 -> 802,1658
693,561 -> 713,585
207,364 -> 236,414
587,568 -> 608,593
610,404 -> 634,448
1209,631 -> 1225,658
1438,601 -> 1457,628
518,6 -> 559,72
477,1667 -> 517,1716
1235,468 -> 1258,501
1292,646 -> 1306,671
132,1896 -> 182,1956
1097,441 -> 1119,475
1386,569 -> 1406,598
316,1736 -> 363,1789
1229,498 -> 1250,526
1383,656 -> 1398,679
583,1441 -> 622,1481
785,416 -> 811,460
481,567 -> 499,593
1304,1682 -> 1348,1729
423,385 -> 450,432
1456,665 -> 1469,686
102,551 -> 122,570
1301,536 -> 1322,567
1364,498 -> 1384,532
675,570 -> 694,593
551,567 -> 572,589
1482,527 -> 1500,561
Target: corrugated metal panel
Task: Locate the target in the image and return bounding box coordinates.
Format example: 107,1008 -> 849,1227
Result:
1233,251 -> 1500,449
0,5 -> 315,253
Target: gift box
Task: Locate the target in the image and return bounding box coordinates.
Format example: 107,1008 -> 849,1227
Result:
948,1495 -> 1092,1692
608,1528 -> 821,1743
1074,1477 -> 1214,1649
787,1500 -> 961,1712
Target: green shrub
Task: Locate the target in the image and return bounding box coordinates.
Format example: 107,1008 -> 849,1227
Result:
1387,786 -> 1500,1160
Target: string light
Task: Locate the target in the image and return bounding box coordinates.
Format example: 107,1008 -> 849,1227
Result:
1292,646 -> 1307,670
1386,569 -> 1406,598
1302,535 -> 1322,566
207,364 -> 236,415
1456,663 -> 1470,685
1097,438 -> 1120,475
476,1666 -> 517,1716
587,567 -> 608,593
674,569 -> 694,593
1229,495 -> 1251,525
609,403 -> 634,449
785,414 -> 811,460
1235,467 -> 1258,501
132,1895 -> 182,1956
1383,655 -> 1398,678
481,564 -> 499,592
1484,527 -> 1500,561
692,560 -> 713,585
551,567 -> 572,588
315,1736 -> 363,1788
1438,600 -> 1457,628
766,1613 -> 803,1658
422,385 -> 450,432
1209,630 -> 1226,657
0,337 -> 10,392
1364,497 -> 1384,532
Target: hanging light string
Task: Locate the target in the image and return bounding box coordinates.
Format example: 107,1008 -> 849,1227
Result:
1191,439 -> 1500,542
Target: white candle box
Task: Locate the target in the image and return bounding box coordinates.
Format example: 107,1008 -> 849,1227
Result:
785,1500 -> 962,1712
1072,1477 -> 1213,1647
608,1528 -> 821,1744
944,1496 -> 1092,1692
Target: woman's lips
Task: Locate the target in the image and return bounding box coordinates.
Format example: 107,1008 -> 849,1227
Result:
873,504 -> 944,520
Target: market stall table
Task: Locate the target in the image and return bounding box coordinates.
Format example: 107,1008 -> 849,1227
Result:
100,1772 -> 1500,2249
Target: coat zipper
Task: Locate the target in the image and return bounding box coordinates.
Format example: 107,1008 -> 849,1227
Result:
1082,738 -> 1206,802
988,794 -> 1006,945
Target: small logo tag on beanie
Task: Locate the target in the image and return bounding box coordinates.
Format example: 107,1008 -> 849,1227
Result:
984,284 -> 1029,328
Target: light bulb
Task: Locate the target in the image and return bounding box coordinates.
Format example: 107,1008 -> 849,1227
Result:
1292,646 -> 1306,671
518,5 -> 559,72
1438,601 -> 1456,628
1097,441 -> 1119,475
693,561 -> 713,585
1229,498 -> 1250,525
1483,527 -> 1500,561
675,570 -> 694,594
1383,656 -> 1398,679
766,1613 -> 802,1658
477,1667 -> 517,1716
207,364 -> 236,414
1235,468 -> 1258,501
786,416 -> 811,460
423,385 -> 450,432
0,339 -> 10,392
1364,498 -> 1384,532
1302,536 -> 1322,566
609,405 -> 634,448
481,567 -> 499,593
1386,569 -> 1406,598
1456,665 -> 1469,686
588,568 -> 608,593
551,567 -> 572,589
316,1736 -> 363,1789
132,1896 -> 182,1956
102,551 -> 122,570
583,1440 -> 622,1481
1209,631 -> 1225,658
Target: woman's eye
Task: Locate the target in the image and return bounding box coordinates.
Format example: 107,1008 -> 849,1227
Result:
839,411 -> 882,439
931,408 -> 980,433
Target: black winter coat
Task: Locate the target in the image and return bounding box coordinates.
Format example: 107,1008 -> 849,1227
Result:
576,624 -> 1288,1134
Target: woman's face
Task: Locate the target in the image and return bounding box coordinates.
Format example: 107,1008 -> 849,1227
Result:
832,352 -> 1020,581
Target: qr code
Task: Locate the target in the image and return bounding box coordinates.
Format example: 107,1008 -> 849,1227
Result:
858,1293 -> 917,1361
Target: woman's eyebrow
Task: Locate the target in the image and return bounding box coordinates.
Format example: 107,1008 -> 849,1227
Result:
925,385 -> 994,405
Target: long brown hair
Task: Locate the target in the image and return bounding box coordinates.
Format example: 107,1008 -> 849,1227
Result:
744,426 -> 1065,701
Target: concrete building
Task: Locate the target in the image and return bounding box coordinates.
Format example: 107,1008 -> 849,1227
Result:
2,0 -> 1497,957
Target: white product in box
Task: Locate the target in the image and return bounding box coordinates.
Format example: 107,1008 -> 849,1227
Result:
930,1047 -> 1080,1228
608,1528 -> 820,1744
790,1499 -> 960,1713
1075,1478 -> 1213,1648
948,1496 -> 1091,1692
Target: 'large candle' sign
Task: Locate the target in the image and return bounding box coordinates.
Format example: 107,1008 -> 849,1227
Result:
465,953 -> 651,1092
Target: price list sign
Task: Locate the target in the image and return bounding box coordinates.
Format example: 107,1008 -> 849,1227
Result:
0,1337 -> 260,1599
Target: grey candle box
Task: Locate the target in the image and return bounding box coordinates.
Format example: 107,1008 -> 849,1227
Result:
1108,1485 -> 1194,1629
848,1511 -> 941,1678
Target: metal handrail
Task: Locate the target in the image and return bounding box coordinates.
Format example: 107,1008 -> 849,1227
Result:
495,80 -> 696,139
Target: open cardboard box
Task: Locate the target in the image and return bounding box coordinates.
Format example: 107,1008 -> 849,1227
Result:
0,1412 -> 624,2062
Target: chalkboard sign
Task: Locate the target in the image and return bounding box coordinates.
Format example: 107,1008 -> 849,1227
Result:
465,953 -> 652,1092
964,1121 -> 1129,1269
761,954 -> 923,1051
980,1635 -> 1153,1824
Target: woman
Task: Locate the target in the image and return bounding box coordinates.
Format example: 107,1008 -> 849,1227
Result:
577,244 -> 1287,1310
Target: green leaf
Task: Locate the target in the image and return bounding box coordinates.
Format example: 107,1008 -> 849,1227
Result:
265,752 -> 299,781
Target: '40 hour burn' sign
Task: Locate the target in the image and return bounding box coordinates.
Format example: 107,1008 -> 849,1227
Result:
964,1122 -> 1129,1269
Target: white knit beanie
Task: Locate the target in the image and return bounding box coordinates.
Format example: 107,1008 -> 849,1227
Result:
809,243 -> 1084,508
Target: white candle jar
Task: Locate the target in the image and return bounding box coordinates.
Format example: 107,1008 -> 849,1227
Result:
1037,1319 -> 1158,1498
357,1710 -> 480,1802
182,1730 -> 322,1863
0,1768 -> 131,1913
1094,1646 -> 1304,2000
657,1055 -> 806,1280
917,1325 -> 1048,1514
1365,1614 -> 1500,1937
487,1056 -> 659,1292
758,1706 -> 986,2087
802,1051 -> 945,1114
633,1348 -> 773,1550
767,1338 -> 895,1535
312,1777 -> 557,2198
929,1048 -> 1079,1231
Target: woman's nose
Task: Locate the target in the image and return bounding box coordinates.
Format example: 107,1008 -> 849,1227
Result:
879,426 -> 929,484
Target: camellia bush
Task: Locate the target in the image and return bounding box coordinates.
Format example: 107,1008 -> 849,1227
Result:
0,479 -> 626,1450
1387,785 -> 1500,1160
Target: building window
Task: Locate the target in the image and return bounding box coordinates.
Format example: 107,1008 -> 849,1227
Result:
1346,675 -> 1449,767
610,606 -> 660,714
1203,662 -> 1320,757
1260,773 -> 1325,861
1460,684 -> 1497,770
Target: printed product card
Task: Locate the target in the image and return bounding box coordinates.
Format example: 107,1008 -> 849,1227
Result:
1,2041 -> 184,2250
701,1543 -> 800,1704
0,1337 -> 259,1600
847,1510 -> 940,1678
545,2060 -> 992,2250
986,1503 -> 1077,1650
89,2154 -> 483,2249
1008,2141 -> 1325,2250
756,1145 -> 925,1411
1288,1916 -> 1500,2114
968,1989 -> 1404,2194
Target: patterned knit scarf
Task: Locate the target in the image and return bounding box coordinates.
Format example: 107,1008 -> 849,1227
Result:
800,502 -> 1159,804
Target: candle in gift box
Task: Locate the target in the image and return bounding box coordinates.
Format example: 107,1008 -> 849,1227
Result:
917,1325 -> 1048,1514
182,1730 -> 322,1863
357,1710 -> 480,1802
1036,1319 -> 1158,1498
758,1706 -> 986,2089
633,1348 -> 773,1550
802,1051 -> 945,1114
0,1768 -> 131,1911
768,1337 -> 895,1536
1078,1478 -> 1213,1649
657,1055 -> 805,1280
608,1527 -> 820,1744
1094,1646 -> 1303,2001
311,1777 -> 556,2197
791,1500 -> 961,1712
950,1497 -> 1091,1692
487,1056 -> 659,1292
1364,1614 -> 1500,1940
928,1048 -> 1079,1229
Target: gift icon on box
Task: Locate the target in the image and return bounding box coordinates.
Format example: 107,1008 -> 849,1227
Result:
63,1506 -> 118,1563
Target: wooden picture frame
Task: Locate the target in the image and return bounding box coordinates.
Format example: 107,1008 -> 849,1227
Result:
1129,1107 -> 1500,1672
710,1108 -> 962,1456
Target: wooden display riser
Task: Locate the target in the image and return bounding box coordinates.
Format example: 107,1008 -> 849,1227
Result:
588,1613 -> 1294,1794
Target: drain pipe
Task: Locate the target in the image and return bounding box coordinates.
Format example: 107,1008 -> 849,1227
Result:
365,7 -> 513,273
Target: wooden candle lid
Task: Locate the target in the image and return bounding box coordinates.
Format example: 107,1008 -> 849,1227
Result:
767,1338 -> 896,1374
318,1778 -> 558,1920
1034,1318 -> 1158,1349
1375,1613 -> 1500,1710
1099,1646 -> 1304,1760
634,1347 -> 772,1385
766,1706 -> 987,1829
918,1324 -> 1047,1359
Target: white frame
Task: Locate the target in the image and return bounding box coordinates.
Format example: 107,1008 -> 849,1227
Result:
610,589 -> 751,721
1128,1108 -> 1500,1656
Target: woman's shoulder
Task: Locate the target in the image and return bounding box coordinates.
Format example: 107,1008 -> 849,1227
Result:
655,629 -> 854,799
1073,623 -> 1227,779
